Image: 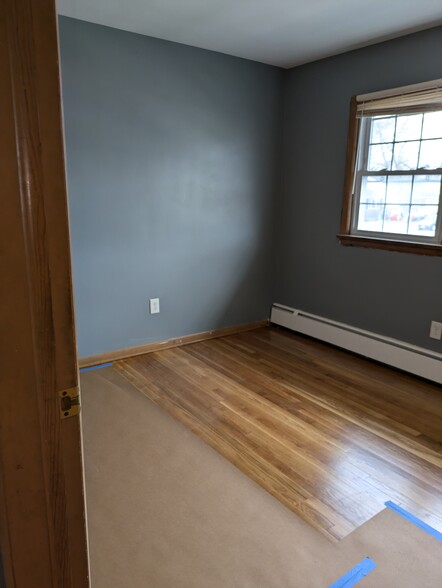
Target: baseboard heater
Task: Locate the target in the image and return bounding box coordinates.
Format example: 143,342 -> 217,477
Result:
270,303 -> 442,385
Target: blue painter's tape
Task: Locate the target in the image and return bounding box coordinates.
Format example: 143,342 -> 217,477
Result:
80,363 -> 113,373
385,501 -> 442,542
328,557 -> 377,588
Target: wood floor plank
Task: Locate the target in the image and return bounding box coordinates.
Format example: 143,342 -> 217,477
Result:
114,326 -> 442,540
251,329 -> 442,423
222,333 -> 442,437
213,336 -> 442,457
185,338 -> 441,477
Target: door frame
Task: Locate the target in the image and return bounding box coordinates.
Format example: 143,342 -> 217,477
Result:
0,1 -> 89,586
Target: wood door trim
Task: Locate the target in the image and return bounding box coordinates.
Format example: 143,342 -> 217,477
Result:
79,320 -> 269,367
0,1 -> 89,586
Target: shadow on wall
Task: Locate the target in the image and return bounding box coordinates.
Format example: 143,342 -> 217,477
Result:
176,242 -> 273,333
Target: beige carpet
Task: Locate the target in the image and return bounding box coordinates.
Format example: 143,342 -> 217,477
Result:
81,368 -> 442,587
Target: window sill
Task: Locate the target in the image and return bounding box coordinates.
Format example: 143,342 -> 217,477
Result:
337,234 -> 442,256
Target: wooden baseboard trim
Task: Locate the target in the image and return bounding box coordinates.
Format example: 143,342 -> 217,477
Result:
78,320 -> 269,368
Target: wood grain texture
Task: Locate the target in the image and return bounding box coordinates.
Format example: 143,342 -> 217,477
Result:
115,326 -> 442,542
79,320 -> 269,368
338,233 -> 442,256
0,1 -> 89,585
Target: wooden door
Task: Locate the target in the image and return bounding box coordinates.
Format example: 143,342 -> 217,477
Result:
0,1 -> 90,586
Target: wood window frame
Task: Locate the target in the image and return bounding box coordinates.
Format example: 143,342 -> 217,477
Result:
338,96 -> 442,257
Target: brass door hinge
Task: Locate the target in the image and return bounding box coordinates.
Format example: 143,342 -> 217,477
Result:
59,386 -> 81,419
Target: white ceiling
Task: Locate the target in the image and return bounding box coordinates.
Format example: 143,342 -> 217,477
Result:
57,0 -> 442,68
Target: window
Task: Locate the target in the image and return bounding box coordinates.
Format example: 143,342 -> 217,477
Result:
339,80 -> 442,256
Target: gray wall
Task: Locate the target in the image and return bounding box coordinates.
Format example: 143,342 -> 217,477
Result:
60,18 -> 442,358
276,27 -> 442,351
59,17 -> 284,358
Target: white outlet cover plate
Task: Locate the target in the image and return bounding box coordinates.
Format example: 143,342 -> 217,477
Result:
429,321 -> 442,340
149,298 -> 160,314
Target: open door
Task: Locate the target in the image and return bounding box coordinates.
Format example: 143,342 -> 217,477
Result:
0,1 -> 89,586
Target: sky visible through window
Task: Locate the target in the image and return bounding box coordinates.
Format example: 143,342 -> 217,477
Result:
356,111 -> 442,238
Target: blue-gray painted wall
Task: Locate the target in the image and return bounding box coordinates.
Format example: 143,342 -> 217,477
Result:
276,26 -> 442,352
59,17 -> 284,357
59,18 -> 442,357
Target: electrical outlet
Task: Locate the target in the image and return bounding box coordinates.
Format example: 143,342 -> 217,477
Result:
149,298 -> 160,315
429,321 -> 442,340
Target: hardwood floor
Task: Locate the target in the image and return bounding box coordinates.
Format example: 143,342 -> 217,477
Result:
114,326 -> 442,541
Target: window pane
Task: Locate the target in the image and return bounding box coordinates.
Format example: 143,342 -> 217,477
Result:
422,111 -> 442,139
367,143 -> 392,171
418,139 -> 442,169
356,203 -> 384,232
350,103 -> 442,245
360,175 -> 387,203
370,116 -> 395,143
409,205 -> 439,237
385,175 -> 413,204
392,141 -> 420,170
410,205 -> 430,223
394,114 -> 422,142
411,175 -> 441,204
383,205 -> 410,234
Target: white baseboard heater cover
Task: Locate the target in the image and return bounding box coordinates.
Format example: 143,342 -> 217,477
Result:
271,304 -> 442,385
